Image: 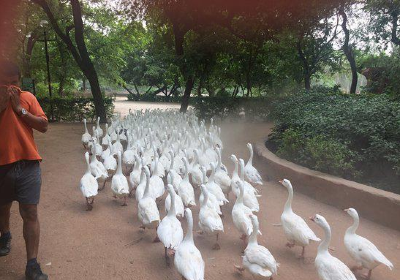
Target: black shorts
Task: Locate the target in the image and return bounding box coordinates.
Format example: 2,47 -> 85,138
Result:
0,160 -> 42,205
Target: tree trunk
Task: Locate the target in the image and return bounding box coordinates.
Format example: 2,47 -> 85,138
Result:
206,86 -> 215,97
122,84 -> 135,96
339,7 -> 358,94
82,78 -> 86,91
23,34 -> 37,77
297,39 -> 312,91
304,74 -> 311,91
58,75 -> 65,97
232,85 -> 239,97
133,84 -> 140,95
180,76 -> 194,113
85,68 -> 106,120
391,11 -> 400,46
32,0 -> 107,122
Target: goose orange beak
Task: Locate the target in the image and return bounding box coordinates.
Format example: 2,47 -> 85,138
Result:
344,209 -> 349,212
309,216 -> 315,222
278,180 -> 283,184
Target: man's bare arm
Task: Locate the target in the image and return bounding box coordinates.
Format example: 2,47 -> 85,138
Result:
8,86 -> 48,133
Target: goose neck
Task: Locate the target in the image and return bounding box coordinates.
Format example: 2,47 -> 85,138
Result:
143,172 -> 150,197
233,160 -> 238,176
168,191 -> 176,217
85,155 -> 91,174
202,189 -> 209,207
116,153 -> 123,175
284,186 -> 294,213
248,145 -> 253,165
184,214 -> 194,243
84,120 -> 88,133
346,214 -> 359,235
248,225 -> 258,245
318,222 -> 331,254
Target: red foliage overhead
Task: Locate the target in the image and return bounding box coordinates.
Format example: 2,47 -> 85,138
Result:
129,0 -> 347,31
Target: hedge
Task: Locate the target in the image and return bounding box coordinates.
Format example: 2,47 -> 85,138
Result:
37,96 -> 114,122
268,91 -> 400,193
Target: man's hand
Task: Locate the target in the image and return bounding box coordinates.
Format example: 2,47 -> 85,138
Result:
8,86 -> 23,115
0,86 -> 10,113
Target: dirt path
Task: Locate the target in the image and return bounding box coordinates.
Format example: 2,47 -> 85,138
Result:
1,103 -> 399,280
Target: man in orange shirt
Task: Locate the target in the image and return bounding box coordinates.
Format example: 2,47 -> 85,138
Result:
0,61 -> 49,280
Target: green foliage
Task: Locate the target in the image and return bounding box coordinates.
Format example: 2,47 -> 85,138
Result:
269,91 -> 400,193
37,96 -> 114,122
276,129 -> 359,178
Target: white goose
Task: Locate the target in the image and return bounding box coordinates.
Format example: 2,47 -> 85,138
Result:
149,157 -> 165,201
311,214 -> 357,280
245,143 -> 263,185
174,208 -> 205,280
344,208 -> 393,279
111,151 -> 130,206
239,159 -> 259,212
101,124 -> 109,148
112,131 -> 124,156
129,155 -> 142,190
167,152 -> 182,192
232,181 -> 254,247
165,173 -> 185,218
95,116 -> 103,138
214,147 -> 231,196
138,166 -> 160,241
190,149 -> 204,188
92,134 -> 103,158
231,155 -> 258,198
134,167 -> 146,201
198,185 -> 224,250
89,147 -> 108,190
235,215 -> 279,279
279,179 -> 320,258
157,184 -> 184,266
177,158 -> 196,207
199,167 -> 222,215
205,162 -> 229,206
102,143 -> 117,176
81,119 -> 91,149
80,152 -> 98,211
101,136 -> 112,161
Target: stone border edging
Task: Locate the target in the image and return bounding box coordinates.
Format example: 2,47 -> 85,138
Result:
254,138 -> 400,231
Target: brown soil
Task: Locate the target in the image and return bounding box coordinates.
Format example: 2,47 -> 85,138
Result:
1,104 -> 399,280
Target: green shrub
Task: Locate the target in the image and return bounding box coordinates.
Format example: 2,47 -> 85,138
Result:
275,129 -> 359,179
269,91 -> 400,193
37,96 -> 114,122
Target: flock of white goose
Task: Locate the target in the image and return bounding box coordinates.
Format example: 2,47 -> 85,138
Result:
79,110 -> 393,280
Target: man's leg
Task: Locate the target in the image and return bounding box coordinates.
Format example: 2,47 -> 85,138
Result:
0,202 -> 12,234
19,203 -> 40,261
0,202 -> 13,256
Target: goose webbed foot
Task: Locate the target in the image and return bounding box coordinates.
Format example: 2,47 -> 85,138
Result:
153,236 -> 161,243
234,265 -> 245,274
350,265 -> 363,272
285,242 -> 295,248
296,246 -> 306,259
212,243 -> 220,250
121,196 -> 128,206
99,180 -> 106,191
361,270 -> 372,280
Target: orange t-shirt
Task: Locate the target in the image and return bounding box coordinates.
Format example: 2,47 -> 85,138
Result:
0,91 -> 47,165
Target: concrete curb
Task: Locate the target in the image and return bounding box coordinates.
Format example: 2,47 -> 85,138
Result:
254,138 -> 400,231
